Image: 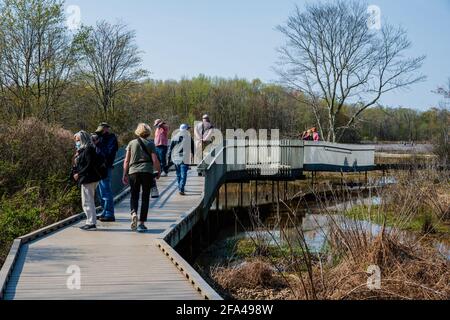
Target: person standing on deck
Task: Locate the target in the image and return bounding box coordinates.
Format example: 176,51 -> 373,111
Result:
95,123 -> 119,222
122,124 -> 161,233
72,131 -> 103,231
303,130 -> 313,141
169,124 -> 194,196
194,114 -> 214,165
312,127 -> 321,142
154,119 -> 170,177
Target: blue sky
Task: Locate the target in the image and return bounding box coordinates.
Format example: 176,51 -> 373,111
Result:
68,0 -> 450,110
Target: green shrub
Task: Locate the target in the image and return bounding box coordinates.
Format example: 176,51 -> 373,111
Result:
0,119 -> 81,266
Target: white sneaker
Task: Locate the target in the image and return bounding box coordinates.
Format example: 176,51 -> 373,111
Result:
151,187 -> 160,198
130,211 -> 138,231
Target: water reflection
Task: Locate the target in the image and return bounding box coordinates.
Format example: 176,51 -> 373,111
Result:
195,197 -> 449,269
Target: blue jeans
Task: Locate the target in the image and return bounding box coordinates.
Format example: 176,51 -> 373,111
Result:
156,146 -> 168,174
175,164 -> 189,193
98,168 -> 115,218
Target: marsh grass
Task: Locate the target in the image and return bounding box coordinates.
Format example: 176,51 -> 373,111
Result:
211,167 -> 450,300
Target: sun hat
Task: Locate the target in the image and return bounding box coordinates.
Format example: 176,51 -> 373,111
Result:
154,119 -> 164,127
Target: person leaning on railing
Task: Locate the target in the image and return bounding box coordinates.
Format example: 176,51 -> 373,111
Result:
72,131 -> 103,232
122,123 -> 161,233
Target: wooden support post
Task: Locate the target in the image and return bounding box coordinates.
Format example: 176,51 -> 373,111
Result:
235,211 -> 238,237
224,183 -> 228,211
240,182 -> 244,207
277,181 -> 280,218
255,180 -> 258,207
216,189 -> 220,211
285,181 -> 288,201
272,181 -> 275,208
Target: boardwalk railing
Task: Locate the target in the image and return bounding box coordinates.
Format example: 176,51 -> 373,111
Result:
1,142 -> 376,300
198,140 -> 376,213
198,139 -> 304,215
0,151 -> 129,300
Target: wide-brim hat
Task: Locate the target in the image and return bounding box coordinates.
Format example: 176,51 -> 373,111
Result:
154,119 -> 164,127
95,122 -> 111,133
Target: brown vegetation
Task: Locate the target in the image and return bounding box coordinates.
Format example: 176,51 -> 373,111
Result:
211,168 -> 450,300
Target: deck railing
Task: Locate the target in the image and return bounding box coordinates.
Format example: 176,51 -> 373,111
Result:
198,140 -> 304,214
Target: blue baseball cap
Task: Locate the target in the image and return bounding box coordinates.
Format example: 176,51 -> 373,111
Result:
180,124 -> 191,131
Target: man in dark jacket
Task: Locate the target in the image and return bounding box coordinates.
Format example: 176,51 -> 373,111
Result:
95,123 -> 119,222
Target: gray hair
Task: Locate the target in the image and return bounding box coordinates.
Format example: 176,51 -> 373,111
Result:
74,130 -> 93,149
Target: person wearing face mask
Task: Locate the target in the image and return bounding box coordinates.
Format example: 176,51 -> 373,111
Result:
72,131 -> 103,231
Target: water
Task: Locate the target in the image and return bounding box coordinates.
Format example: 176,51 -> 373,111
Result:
194,197 -> 449,269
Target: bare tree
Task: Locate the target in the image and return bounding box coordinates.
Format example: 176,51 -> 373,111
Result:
0,0 -> 79,121
435,78 -> 450,108
76,21 -> 148,119
275,0 -> 426,142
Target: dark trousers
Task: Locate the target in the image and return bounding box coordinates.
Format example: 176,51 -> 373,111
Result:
156,145 -> 169,174
129,173 -> 152,222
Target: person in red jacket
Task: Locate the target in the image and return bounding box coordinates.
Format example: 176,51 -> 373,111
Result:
154,119 -> 170,176
312,127 -> 321,142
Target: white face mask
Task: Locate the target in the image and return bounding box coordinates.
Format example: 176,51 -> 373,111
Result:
75,141 -> 82,150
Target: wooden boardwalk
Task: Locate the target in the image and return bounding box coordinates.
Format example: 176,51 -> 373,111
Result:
4,171 -> 207,300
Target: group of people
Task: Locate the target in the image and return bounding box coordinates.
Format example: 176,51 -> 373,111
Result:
72,123 -> 119,232
71,116 -> 213,233
301,127 -> 321,142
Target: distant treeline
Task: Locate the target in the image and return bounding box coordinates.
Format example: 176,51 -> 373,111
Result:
0,0 -> 447,146
1,75 -> 448,145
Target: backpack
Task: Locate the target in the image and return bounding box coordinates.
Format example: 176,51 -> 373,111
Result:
94,149 -> 109,180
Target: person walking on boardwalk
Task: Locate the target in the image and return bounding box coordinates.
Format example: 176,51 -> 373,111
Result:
169,124 -> 194,196
95,123 -> 119,222
122,123 -> 161,233
72,131 -> 104,231
154,119 -> 170,177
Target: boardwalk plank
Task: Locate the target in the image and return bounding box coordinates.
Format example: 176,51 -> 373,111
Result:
5,171 -> 206,300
